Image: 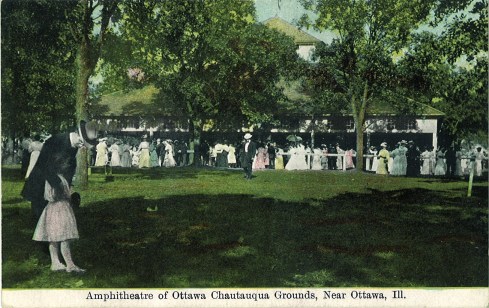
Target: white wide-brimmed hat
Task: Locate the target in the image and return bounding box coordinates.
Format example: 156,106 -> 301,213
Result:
244,133 -> 252,140
381,142 -> 387,147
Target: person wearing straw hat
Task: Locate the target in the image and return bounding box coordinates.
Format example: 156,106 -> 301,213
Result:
376,142 -> 390,175
240,133 -> 257,180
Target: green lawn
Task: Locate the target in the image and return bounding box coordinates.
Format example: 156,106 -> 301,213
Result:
2,165 -> 487,288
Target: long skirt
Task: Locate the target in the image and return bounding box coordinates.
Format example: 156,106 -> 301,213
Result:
139,149 -> 150,168
275,156 -> 284,170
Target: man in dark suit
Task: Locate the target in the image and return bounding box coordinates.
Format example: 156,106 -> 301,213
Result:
406,140 -> 421,177
267,142 -> 276,169
240,133 -> 257,180
22,120 -> 99,221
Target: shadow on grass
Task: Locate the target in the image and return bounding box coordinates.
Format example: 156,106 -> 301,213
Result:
2,187 -> 487,288
90,165 -> 240,181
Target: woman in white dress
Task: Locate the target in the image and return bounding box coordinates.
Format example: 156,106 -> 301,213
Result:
434,148 -> 447,176
162,140 -> 177,167
285,143 -> 309,170
429,147 -> 436,175
227,143 -> 237,168
370,146 -> 378,172
95,139 -> 108,166
336,144 -> 344,170
454,146 -> 464,177
474,146 -> 486,177
311,147 -> 322,170
138,136 -> 150,168
109,141 -> 121,167
420,147 -> 432,176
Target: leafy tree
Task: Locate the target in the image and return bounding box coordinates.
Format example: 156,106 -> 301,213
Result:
1,0 -> 78,138
298,0 -> 438,170
105,0 -> 298,165
395,0 -> 488,147
396,31 -> 488,147
65,0 -> 119,188
2,0 -> 120,188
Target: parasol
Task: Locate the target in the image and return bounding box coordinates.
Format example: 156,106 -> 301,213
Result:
286,135 -> 302,142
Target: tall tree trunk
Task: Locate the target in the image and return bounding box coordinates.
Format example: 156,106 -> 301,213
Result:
355,82 -> 369,171
74,39 -> 92,189
189,119 -> 202,166
355,122 -> 364,171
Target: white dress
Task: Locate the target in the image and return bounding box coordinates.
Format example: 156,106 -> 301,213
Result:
33,175 -> 79,242
110,143 -> 121,167
163,144 -> 176,167
95,141 -> 108,166
336,147 -> 344,170
420,151 -> 431,175
311,148 -> 322,170
474,151 -> 485,176
370,150 -> 379,172
285,145 -> 309,170
434,152 -> 446,176
227,145 -> 237,164
138,141 -> 151,168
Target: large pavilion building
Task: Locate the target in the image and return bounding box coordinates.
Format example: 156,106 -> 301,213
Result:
93,17 -> 444,151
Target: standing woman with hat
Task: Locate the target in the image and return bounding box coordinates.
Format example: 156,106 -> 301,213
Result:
376,142 -> 390,175
240,133 -> 257,180
138,135 -> 151,168
95,138 -> 108,167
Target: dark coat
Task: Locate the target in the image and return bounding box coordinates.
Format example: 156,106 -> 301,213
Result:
22,132 -> 78,215
240,141 -> 257,167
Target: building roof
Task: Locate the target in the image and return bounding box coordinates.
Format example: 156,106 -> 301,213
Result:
263,17 -> 321,45
95,85 -> 165,117
95,84 -> 444,118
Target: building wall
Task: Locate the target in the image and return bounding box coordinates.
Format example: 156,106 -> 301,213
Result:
96,115 -> 439,149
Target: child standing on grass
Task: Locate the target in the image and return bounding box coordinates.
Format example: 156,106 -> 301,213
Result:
32,174 -> 85,273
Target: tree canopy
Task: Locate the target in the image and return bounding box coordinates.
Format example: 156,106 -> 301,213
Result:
297,0 -> 439,169
1,0 -> 78,136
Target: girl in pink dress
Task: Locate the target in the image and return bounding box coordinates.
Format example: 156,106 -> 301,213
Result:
253,146 -> 267,169
33,175 -> 85,273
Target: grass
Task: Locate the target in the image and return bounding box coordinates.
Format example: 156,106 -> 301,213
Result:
2,165 -> 487,288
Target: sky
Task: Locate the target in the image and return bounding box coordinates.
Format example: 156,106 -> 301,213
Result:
254,0 -> 335,43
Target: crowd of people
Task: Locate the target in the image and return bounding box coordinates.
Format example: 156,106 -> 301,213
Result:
199,138 -> 488,178
365,140 -> 488,177
88,135 -> 189,169
6,134 -> 489,178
